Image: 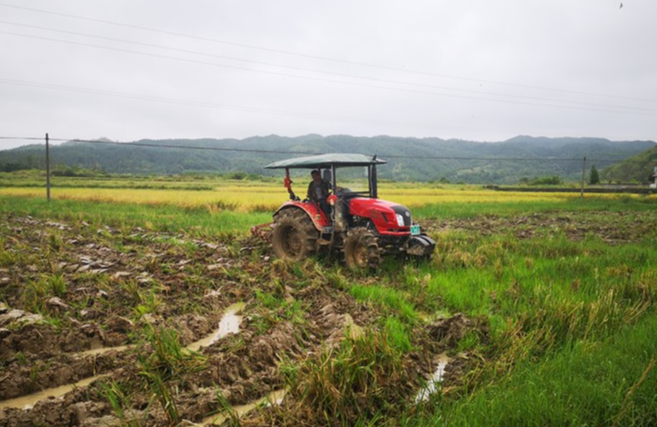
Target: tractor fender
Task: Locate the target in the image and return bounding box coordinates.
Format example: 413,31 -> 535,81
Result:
273,201 -> 330,231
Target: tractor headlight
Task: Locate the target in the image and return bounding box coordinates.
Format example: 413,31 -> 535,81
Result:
396,214 -> 405,227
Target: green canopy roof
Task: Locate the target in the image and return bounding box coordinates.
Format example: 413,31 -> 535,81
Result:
264,153 -> 386,169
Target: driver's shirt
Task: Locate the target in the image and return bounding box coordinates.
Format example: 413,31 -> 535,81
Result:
315,186 -> 324,200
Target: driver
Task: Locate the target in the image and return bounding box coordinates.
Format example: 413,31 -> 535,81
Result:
307,169 -> 331,217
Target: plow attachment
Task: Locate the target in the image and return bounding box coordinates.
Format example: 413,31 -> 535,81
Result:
250,222 -> 274,242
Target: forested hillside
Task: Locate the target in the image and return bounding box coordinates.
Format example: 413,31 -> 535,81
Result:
1,135 -> 654,184
601,145 -> 657,184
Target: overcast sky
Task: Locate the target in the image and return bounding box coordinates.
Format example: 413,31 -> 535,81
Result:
1,0 -> 655,149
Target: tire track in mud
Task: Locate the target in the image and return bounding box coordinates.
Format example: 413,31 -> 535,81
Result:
0,215 -> 480,426
0,216 -> 340,424
0,215 -> 248,425
0,302 -> 246,411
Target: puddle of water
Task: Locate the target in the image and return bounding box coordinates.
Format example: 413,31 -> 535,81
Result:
76,344 -> 134,357
187,302 -> 245,352
200,389 -> 286,426
0,303 -> 248,414
90,337 -> 103,351
0,374 -> 106,411
414,352 -> 450,403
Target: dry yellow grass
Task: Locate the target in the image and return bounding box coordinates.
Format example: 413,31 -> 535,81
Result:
1,183 -> 636,212
0,186 -> 280,212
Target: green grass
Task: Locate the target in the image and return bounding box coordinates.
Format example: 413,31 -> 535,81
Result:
331,200 -> 657,426
414,196 -> 657,219
412,312 -> 657,427
369,216 -> 657,426
350,284 -> 417,322
384,317 -> 413,353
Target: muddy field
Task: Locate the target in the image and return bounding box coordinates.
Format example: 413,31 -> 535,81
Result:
0,214 -> 484,426
425,210 -> 657,244
1,207 -> 654,426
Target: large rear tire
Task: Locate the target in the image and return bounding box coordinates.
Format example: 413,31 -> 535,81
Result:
343,228 -> 381,271
272,209 -> 319,261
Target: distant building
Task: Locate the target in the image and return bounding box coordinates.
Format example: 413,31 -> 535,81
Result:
652,166 -> 657,189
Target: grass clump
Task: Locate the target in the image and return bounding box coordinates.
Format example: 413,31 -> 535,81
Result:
130,325 -> 206,425
138,324 -> 205,377
384,317 -> 414,353
97,380 -> 147,427
20,273 -> 67,313
276,330 -> 415,426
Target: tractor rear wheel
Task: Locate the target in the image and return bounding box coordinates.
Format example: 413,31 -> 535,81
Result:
343,228 -> 381,270
272,209 -> 319,261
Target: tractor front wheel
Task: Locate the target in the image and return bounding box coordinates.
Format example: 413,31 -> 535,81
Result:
272,209 -> 319,261
343,228 -> 381,271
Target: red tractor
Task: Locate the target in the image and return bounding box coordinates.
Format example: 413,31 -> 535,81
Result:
253,153 -> 435,269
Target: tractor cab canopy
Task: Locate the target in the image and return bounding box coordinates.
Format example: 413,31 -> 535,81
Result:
264,153 -> 386,169
265,153 -> 386,199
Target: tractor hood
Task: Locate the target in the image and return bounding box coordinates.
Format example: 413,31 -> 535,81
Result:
348,197 -> 412,233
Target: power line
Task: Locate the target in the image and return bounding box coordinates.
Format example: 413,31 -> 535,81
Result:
0,136 -> 44,141
2,30 -> 654,118
1,21 -> 654,115
3,30 -> 655,117
0,135 -> 636,163
0,77 -> 479,132
1,2 -> 655,106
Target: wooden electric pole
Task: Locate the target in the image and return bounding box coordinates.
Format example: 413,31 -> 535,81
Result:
580,156 -> 586,198
46,133 -> 51,202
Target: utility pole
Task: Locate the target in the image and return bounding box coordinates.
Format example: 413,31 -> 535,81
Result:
580,156 -> 586,199
46,133 -> 51,202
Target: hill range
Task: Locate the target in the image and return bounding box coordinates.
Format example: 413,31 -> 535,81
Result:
1,135 -> 655,184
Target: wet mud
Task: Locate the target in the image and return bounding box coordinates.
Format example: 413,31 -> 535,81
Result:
0,214 -> 489,426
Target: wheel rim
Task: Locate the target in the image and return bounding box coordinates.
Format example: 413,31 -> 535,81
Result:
282,225 -> 303,257
352,241 -> 369,268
